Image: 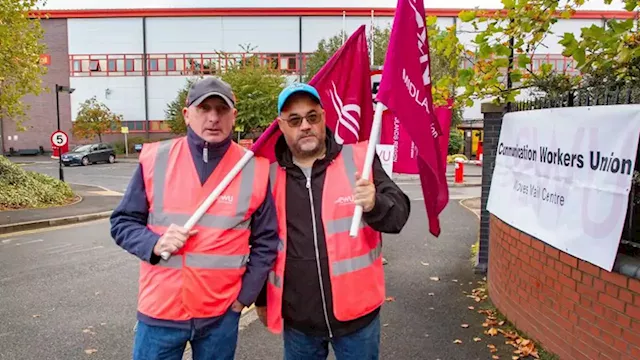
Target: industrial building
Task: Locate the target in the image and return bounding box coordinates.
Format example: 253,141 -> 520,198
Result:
2,0 -> 634,154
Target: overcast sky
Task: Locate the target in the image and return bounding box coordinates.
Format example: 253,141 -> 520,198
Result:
37,0 -> 628,11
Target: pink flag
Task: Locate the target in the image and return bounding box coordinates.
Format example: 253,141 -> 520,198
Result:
252,25 -> 373,162
380,101 -> 453,175
375,0 -> 449,237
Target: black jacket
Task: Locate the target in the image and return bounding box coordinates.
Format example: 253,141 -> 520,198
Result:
255,128 -> 411,337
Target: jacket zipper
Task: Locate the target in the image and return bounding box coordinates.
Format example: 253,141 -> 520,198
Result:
306,175 -> 334,338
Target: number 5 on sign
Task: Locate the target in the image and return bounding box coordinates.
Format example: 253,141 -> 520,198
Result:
50,130 -> 68,147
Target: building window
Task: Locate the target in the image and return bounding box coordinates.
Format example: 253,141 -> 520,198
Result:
125,59 -> 135,72
148,59 -> 158,71
108,59 -> 117,72
167,59 -> 176,71
89,60 -> 101,72
72,60 -> 82,72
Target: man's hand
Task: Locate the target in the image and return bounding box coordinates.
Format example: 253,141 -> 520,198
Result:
256,306 -> 267,326
153,224 -> 198,257
231,300 -> 245,313
354,172 -> 376,212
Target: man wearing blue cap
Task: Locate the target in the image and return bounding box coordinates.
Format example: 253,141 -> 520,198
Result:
254,83 -> 411,360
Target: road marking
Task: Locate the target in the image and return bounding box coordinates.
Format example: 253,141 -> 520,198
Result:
1,238 -> 17,244
65,245 -> 104,255
48,244 -> 85,255
13,239 -> 44,246
41,243 -> 73,252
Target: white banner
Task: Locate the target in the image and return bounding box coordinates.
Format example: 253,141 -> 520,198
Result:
487,105 -> 640,271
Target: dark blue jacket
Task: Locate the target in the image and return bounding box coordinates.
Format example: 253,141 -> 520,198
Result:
110,126 -> 279,330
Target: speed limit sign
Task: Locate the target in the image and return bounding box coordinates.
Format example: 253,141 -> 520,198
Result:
50,130 -> 68,147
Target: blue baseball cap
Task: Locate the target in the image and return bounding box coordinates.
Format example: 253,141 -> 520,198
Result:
277,83 -> 322,115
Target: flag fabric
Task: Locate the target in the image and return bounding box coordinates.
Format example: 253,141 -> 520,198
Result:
380,101 -> 453,175
252,25 -> 373,163
375,0 -> 449,237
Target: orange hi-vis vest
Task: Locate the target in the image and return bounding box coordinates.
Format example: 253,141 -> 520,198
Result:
265,141 -> 385,334
137,137 -> 270,321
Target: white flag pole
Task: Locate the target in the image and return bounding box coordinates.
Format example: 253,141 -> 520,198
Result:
349,101 -> 385,237
342,11 -> 346,44
160,150 -> 255,260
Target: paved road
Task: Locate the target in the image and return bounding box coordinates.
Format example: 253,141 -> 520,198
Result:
0,193 -> 486,360
19,161 -> 138,193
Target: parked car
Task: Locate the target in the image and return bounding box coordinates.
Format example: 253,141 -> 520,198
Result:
61,143 -> 116,166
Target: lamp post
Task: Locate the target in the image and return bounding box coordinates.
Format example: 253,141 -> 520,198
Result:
55,84 -> 75,181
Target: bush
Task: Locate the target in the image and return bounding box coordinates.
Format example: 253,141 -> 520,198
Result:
449,129 -> 465,155
0,156 -> 75,210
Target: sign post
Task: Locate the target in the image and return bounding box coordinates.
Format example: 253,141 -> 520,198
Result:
51,130 -> 68,181
121,126 -> 129,157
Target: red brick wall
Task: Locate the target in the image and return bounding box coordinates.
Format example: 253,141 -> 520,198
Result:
3,19 -> 71,152
489,215 -> 640,360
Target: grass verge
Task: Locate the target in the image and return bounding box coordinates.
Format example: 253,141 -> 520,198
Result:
0,156 -> 76,210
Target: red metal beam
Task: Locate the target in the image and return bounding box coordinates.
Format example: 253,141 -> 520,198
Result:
29,7 -> 637,19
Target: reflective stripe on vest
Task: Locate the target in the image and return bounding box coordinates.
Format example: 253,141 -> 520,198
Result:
149,140 -> 255,270
267,144 -> 376,289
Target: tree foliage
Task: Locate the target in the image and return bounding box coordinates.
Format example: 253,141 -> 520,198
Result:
72,97 -> 123,142
457,0 -> 640,104
0,0 -> 48,129
220,56 -> 285,133
165,56 -> 285,136
165,77 -> 195,135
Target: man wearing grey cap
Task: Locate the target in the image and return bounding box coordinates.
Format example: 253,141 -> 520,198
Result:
110,77 -> 280,360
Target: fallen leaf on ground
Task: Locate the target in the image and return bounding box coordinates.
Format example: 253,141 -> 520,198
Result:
84,349 -> 97,354
452,279 -> 458,282
468,306 -> 475,310
453,339 -> 462,344
492,356 -> 500,360
420,262 -> 429,266
383,323 -> 389,327
473,337 -> 482,342
487,344 -> 497,353
461,324 -> 469,328
430,276 -> 440,281
486,328 -> 499,336
499,320 -> 505,326
428,293 -> 435,296
512,357 -> 519,360
385,296 -> 395,302
32,314 -> 40,318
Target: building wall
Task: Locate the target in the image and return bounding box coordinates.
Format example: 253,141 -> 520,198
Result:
9,9 -> 632,151
489,215 -> 640,360
4,19 -> 71,153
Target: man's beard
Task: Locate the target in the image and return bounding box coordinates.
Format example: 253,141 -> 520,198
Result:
293,133 -> 325,158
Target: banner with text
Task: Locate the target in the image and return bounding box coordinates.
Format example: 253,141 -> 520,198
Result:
487,105 -> 640,272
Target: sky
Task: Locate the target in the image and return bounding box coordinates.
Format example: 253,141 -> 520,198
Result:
37,0 -> 628,11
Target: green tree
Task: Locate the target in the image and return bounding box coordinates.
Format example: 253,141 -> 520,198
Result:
220,57 -> 285,133
456,0 -> 639,105
165,77 -> 197,135
72,97 -> 123,142
165,58 -> 285,136
448,129 -> 465,155
0,0 -> 48,130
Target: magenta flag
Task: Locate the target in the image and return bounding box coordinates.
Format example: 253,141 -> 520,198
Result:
252,25 -> 373,162
380,102 -> 453,176
375,0 -> 449,237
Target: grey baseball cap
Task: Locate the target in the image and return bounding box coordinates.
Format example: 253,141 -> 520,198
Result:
186,77 -> 236,108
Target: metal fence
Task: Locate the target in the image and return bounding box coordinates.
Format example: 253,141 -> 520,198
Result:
509,85 -> 640,257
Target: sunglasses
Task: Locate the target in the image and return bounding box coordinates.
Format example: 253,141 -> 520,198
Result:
281,112 -> 322,127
